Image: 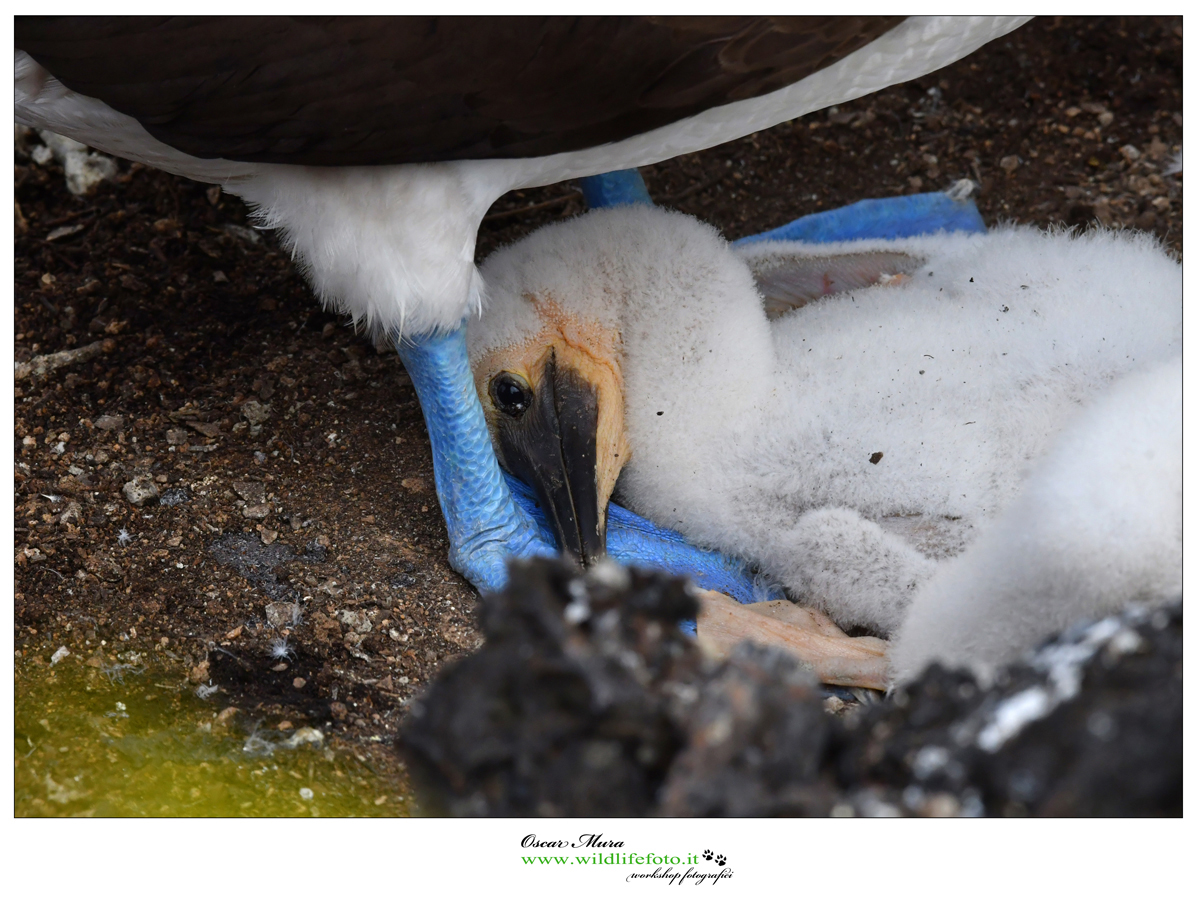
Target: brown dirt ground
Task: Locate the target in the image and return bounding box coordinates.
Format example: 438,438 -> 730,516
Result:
13,17 -> 1182,808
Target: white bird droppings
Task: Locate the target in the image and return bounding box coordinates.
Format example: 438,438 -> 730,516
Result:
977,686 -> 1053,752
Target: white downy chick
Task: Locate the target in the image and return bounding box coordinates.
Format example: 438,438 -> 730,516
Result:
888,356 -> 1182,682
469,205 -> 1181,677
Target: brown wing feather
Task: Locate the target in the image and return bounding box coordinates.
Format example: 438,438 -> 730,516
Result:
746,251 -> 925,319
16,16 -> 904,166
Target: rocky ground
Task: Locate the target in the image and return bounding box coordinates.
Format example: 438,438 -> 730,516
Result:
400,559 -> 1182,817
13,17 -> 1182,811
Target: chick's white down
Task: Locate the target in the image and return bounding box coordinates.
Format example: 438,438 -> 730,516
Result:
470,206 -> 1181,676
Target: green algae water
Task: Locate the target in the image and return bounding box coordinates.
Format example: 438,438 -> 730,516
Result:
15,650 -> 412,817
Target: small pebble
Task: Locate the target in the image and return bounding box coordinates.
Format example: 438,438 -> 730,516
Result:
122,476 -> 160,507
232,481 -> 266,504
59,501 -> 83,525
299,787 -> 314,801
282,727 -> 324,749
159,487 -> 190,507
265,602 -> 298,628
94,415 -> 124,431
241,400 -> 271,426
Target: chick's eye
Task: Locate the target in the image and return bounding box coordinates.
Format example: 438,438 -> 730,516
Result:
490,372 -> 533,418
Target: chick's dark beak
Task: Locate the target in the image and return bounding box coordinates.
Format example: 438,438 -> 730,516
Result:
495,354 -> 605,567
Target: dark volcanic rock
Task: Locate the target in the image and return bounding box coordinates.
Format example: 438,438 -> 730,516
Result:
400,559 -> 703,816
400,558 -> 1181,817
840,603 -> 1183,817
658,643 -> 838,816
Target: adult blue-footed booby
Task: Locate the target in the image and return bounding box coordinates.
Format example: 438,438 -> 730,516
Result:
14,16 -> 1028,596
467,205 -> 1181,686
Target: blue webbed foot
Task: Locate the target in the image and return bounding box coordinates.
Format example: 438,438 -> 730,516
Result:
504,472 -> 784,629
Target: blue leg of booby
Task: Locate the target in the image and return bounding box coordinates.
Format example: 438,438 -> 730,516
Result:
578,169 -> 654,208
397,328 -> 556,593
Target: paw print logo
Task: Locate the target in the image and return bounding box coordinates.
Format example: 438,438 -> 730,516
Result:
702,850 -> 714,861
715,855 -> 727,867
